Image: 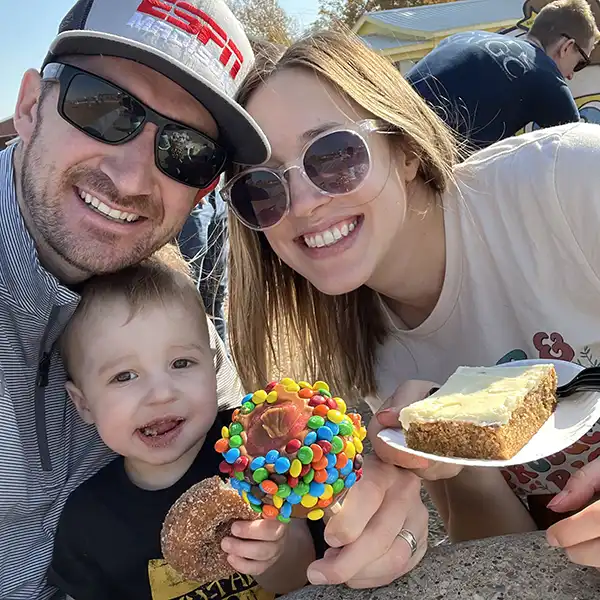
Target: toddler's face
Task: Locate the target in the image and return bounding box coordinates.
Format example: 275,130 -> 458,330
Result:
67,297 -> 218,470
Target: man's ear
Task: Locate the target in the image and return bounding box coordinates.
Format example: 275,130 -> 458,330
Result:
13,69 -> 44,145
65,381 -> 95,425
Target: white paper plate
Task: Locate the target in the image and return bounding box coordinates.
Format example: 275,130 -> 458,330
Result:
377,359 -> 600,467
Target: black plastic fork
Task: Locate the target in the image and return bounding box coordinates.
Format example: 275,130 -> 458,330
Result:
557,366 -> 600,398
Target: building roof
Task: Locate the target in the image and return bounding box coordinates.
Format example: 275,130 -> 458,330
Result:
360,34 -> 418,51
365,0 -> 524,34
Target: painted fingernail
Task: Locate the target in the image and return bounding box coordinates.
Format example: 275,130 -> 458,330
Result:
307,568 -> 328,585
547,490 -> 570,509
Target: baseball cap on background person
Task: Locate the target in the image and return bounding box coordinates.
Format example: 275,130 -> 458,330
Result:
42,0 -> 270,165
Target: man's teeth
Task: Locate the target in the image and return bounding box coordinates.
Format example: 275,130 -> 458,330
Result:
303,219 -> 357,248
78,189 -> 139,223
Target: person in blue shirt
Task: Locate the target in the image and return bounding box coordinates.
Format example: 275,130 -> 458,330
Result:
406,0 -> 599,152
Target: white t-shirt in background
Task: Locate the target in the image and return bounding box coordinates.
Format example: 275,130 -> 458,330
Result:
373,122 -> 600,498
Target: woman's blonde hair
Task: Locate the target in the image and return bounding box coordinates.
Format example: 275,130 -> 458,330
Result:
227,29 -> 459,400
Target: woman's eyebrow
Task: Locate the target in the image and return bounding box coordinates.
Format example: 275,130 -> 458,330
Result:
300,121 -> 342,142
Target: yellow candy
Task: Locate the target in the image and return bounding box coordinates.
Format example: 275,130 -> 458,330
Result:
334,398 -> 347,414
281,377 -> 296,386
345,441 -> 356,460
221,426 -> 230,439
358,426 -> 367,441
266,391 -> 278,404
242,491 -> 250,504
299,381 -> 312,388
273,495 -> 284,509
354,437 -> 364,454
313,380 -> 329,392
327,409 -> 344,424
253,390 -> 268,404
301,495 -> 319,508
320,484 -> 334,500
285,382 -> 300,393
308,509 -> 325,521
290,458 -> 302,478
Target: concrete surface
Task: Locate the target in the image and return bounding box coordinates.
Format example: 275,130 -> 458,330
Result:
287,531 -> 600,599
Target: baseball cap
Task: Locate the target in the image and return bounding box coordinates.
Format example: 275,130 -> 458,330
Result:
42,0 -> 270,165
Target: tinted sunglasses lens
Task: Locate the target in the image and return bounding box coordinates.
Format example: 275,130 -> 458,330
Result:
156,125 -> 226,188
304,130 -> 370,194
575,59 -> 587,72
62,73 -> 145,142
229,171 -> 288,229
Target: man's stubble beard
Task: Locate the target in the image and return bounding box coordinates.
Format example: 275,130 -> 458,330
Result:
20,118 -> 175,276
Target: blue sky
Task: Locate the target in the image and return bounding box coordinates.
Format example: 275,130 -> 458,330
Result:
0,0 -> 319,119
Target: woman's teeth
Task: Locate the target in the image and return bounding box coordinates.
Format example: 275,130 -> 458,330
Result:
78,189 -> 140,223
303,219 -> 357,248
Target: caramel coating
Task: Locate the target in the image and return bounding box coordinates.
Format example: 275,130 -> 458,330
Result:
161,476 -> 258,583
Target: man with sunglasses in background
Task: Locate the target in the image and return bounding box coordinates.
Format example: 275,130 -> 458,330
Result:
406,0 -> 599,153
0,0 -> 266,597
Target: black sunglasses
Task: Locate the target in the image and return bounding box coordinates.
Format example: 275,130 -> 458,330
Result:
562,34 -> 591,72
41,63 -> 228,189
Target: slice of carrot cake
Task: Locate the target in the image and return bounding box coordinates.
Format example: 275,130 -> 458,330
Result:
399,364 -> 557,460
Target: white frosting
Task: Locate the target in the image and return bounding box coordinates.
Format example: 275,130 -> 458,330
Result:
399,364 -> 555,429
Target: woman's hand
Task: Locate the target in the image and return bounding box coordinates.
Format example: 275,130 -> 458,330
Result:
547,459 -> 600,567
306,454 -> 428,588
368,380 -> 463,481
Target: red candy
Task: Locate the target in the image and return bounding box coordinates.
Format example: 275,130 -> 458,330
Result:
326,398 -> 338,410
287,476 -> 299,488
219,461 -> 233,474
356,469 -> 363,481
317,440 -> 332,453
286,439 -> 302,453
233,456 -> 249,472
265,381 -> 278,392
299,388 -> 314,399
300,464 -> 311,476
308,395 -> 326,407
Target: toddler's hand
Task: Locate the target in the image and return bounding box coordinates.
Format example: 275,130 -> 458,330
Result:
221,519 -> 287,576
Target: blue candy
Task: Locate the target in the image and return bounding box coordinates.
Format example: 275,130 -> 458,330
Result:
317,427 -> 333,442
326,468 -> 339,484
247,493 -> 262,505
265,450 -> 279,464
287,493 -> 302,505
309,482 -> 326,498
324,421 -> 340,435
239,481 -> 251,492
340,461 -> 353,476
223,448 -> 241,464
242,393 -> 254,403
280,502 -> 293,519
344,472 -> 357,488
230,478 -> 240,490
250,456 -> 266,471
274,457 -> 291,474
304,431 -> 317,446
326,454 -> 337,469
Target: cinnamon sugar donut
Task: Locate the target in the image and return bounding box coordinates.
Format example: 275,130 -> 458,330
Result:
161,476 -> 258,583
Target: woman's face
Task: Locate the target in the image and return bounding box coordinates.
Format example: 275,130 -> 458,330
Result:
245,68 -> 419,295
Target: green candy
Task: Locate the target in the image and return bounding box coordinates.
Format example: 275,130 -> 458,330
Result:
338,422 -> 353,436
253,468 -> 269,483
303,469 -> 315,484
229,422 -> 243,436
331,436 -> 344,454
234,471 -> 245,481
250,503 -> 263,513
229,434 -> 243,448
297,446 -> 314,465
308,416 -> 326,429
318,388 -> 332,398
276,484 -> 292,498
277,516 -> 291,523
241,401 -> 255,414
332,479 -> 345,495
294,482 -> 310,497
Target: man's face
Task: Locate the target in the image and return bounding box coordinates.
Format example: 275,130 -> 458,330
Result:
553,36 -> 596,80
14,56 -> 218,278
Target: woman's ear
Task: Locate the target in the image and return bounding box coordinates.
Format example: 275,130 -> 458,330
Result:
65,381 -> 95,425
13,69 -> 44,144
400,147 -> 420,185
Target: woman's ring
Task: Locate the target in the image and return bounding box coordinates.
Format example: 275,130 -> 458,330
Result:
397,528 -> 418,557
